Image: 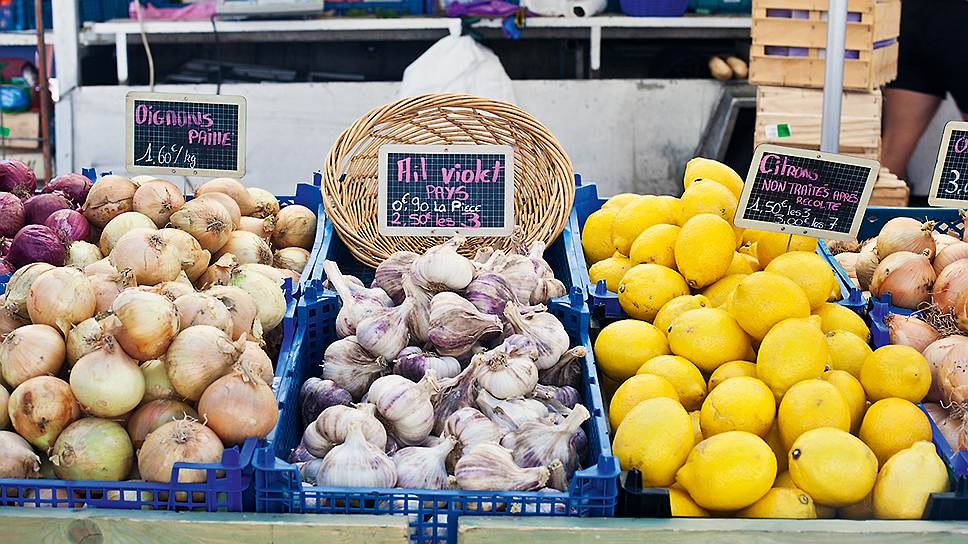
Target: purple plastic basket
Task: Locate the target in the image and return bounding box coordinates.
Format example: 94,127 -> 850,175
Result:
619,0 -> 687,16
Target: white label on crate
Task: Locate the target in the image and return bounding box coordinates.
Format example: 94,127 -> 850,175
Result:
765,124 -> 792,139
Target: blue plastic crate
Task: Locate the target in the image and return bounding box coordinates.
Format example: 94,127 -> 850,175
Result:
326,0 -> 425,15
817,240 -> 866,315
689,0 -> 750,13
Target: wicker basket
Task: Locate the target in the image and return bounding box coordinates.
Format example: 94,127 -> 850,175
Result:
322,93 -> 575,268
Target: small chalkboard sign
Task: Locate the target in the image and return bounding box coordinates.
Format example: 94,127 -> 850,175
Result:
928,121 -> 968,207
125,91 -> 246,178
734,145 -> 880,241
377,144 -> 515,237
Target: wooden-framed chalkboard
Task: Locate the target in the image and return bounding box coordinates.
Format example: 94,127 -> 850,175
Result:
125,92 -> 246,178
377,144 -> 515,237
734,144 -> 880,241
928,121 -> 968,207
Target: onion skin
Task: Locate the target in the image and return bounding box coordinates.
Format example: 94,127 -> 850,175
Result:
99,211 -> 156,255
246,187 -> 279,218
170,199 -> 233,253
23,193 -> 72,226
238,340 -> 274,383
159,228 -> 209,283
127,399 -> 198,449
274,247 -> 310,274
0,160 -> 37,198
932,258 -> 968,313
197,362 -> 278,445
174,292 -> 233,336
166,325 -> 243,401
0,430 -> 40,478
141,358 -> 178,402
8,376 -> 80,449
8,225 -> 65,267
0,192 -> 25,237
27,267 -> 96,335
50,418 -> 133,481
109,228 -> 182,286
870,251 -> 936,309
66,317 -> 106,367
952,288 -> 968,333
90,270 -> 137,315
81,175 -> 136,228
196,193 -> 242,229
138,419 -> 224,483
69,335 -> 146,417
938,343 -> 968,403
64,241 -> 102,268
934,242 -> 968,274
3,262 -> 54,321
923,336 -> 968,402
111,289 -> 180,360
133,180 -> 185,228
44,172 -> 93,206
213,230 -> 272,266
229,266 -> 287,332
271,205 -> 316,250
886,313 -> 940,352
0,295 -> 28,338
0,324 -> 65,388
46,210 -> 92,243
877,217 -> 936,260
855,240 -> 879,291
238,216 -> 274,240
83,257 -> 116,277
205,285 -> 262,341
195,177 -> 256,215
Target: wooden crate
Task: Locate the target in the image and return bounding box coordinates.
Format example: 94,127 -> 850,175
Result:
0,112 -> 39,150
869,168 -> 909,206
749,0 -> 900,91
754,86 -> 881,160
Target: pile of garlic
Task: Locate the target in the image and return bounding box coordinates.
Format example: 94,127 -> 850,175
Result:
292,236 -> 592,494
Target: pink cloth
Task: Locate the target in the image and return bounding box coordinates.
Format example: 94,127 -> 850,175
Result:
129,1 -> 217,20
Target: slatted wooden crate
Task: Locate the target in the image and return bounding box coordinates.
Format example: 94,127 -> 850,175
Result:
749,0 -> 900,91
869,168 -> 909,206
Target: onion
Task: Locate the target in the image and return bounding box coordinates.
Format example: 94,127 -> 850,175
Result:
69,334 -> 145,417
83,257 -> 115,276
0,258 -> 11,275
155,280 -> 195,302
923,336 -> 968,402
274,247 -> 310,273
0,159 -> 37,197
81,175 -> 136,228
64,241 -> 102,268
213,230 -> 272,266
229,265 -> 287,332
934,232 -> 963,254
197,253 -> 238,288
870,250 -> 936,309
238,340 -> 274,383
8,225 -> 65,267
110,290 -> 179,360
0,324 -> 65,388
141,358 -> 178,402
877,217 -> 936,260
934,242 -> 968,275
133,180 -> 185,227
952,289 -> 968,333
8,376 -> 79,449
855,240 -> 879,291
166,325 -> 243,401
109,228 -> 182,285
27,267 -> 96,334
933,259 -> 968,313
239,215 -> 275,240
44,172 -> 93,206
206,285 -> 262,341
127,399 -> 197,449
195,177 -> 256,215
197,360 -> 278,445
0,297 -> 26,338
0,384 -> 7,429
242,262 -> 299,286
0,192 -> 25,237
247,187 -> 280,218
99,212 -> 156,255
159,228 -> 210,283
130,175 -> 160,188
0,430 -> 40,478
50,418 -> 133,481
170,198 -> 233,253
939,343 -> 968,403
3,262 -> 54,320
45,209 -> 90,243
66,317 -> 106,367
886,313 -> 940,352
24,193 -> 72,226
137,419 -> 224,483
197,193 -> 242,229
90,270 -> 137,314
271,205 -> 316,250
174,293 -> 233,335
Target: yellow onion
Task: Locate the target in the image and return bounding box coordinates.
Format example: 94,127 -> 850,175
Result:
153,279 -> 195,302
197,193 -> 242,229
27,267 -> 97,335
0,295 -> 28,338
933,258 -> 968,313
65,241 -> 103,269
934,242 -> 968,275
271,205 -> 316,250
66,317 -> 107,367
83,257 -> 116,277
99,212 -> 156,255
0,324 -> 65,388
229,265 -> 287,332
195,178 -> 256,215
110,228 -> 182,285
111,290 -> 180,360
90,269 -> 137,314
166,325 -> 243,401
886,313 -> 940,352
206,285 -> 262,341
923,336 -> 968,402
953,288 -> 968,334
877,217 -> 937,260
50,418 -> 133,481
159,228 -> 210,283
274,247 -> 310,274
934,231 -> 963,254
196,253 -> 239,289
240,262 -> 299,286
0,430 -> 40,478
174,292 -> 233,336
924,403 -> 963,450
238,340 -> 274,383
0,384 -> 7,429
239,215 -> 275,240
137,418 -> 224,483
213,230 -> 272,266
81,175 -> 136,228
855,239 -> 879,291
133,180 -> 185,227
247,187 -> 280,218
870,250 -> 935,310
3,262 -> 54,321
197,359 -> 278,445
170,198 -> 233,254
70,334 -> 145,417
8,376 -> 80,449
127,399 -> 197,449
130,175 -> 160,188
141,358 -> 178,402
938,342 -> 968,403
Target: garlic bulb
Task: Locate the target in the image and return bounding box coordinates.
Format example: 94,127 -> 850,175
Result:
393,434 -> 456,489
465,272 -> 516,316
301,422 -> 332,457
367,371 -> 439,446
490,254 -> 539,304
324,260 -> 392,336
393,350 -> 461,381
501,404 -> 589,481
432,358 -> 481,435
522,241 -> 555,280
410,236 -> 475,292
455,442 -> 550,491
428,292 -> 503,357
313,403 -> 388,455
475,339 -> 539,400
316,423 -> 397,488
321,336 -> 388,400
372,251 -> 418,305
402,274 -> 432,343
503,302 -> 570,370
299,378 -> 353,427
473,247 -> 494,265
538,346 -> 586,388
298,458 -> 325,485
444,407 -> 505,457
533,384 -> 582,410
477,389 -> 551,433
356,299 -> 414,360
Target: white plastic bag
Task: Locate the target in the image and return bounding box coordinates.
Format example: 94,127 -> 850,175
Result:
523,0 -> 605,17
401,35 -> 515,104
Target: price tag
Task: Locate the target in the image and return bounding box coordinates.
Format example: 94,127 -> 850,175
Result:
928,121 -> 968,207
734,145 -> 879,241
125,91 -> 246,178
377,144 -> 514,237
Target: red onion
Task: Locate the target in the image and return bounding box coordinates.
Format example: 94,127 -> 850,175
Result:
0,258 -> 12,275
44,173 -> 93,206
44,209 -> 91,242
0,160 -> 36,198
0,237 -> 10,256
0,192 -> 24,237
23,193 -> 72,226
8,225 -> 65,267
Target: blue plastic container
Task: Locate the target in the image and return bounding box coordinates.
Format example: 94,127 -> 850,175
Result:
619,0 -> 687,16
689,0 -> 750,13
326,0 -> 425,15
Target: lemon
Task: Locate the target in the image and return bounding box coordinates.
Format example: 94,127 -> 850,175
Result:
612,397 -> 694,487
602,193 -> 642,211
708,360 -> 757,392
839,493 -> 874,520
594,319 -> 670,382
668,308 -> 752,373
726,252 -> 755,276
873,441 -> 949,519
701,274 -> 748,308
636,355 -> 707,411
764,421 -> 788,473
679,179 -> 739,224
689,410 -> 703,445
741,252 -> 761,272
629,224 -> 681,268
618,264 -> 690,322
756,316 -> 829,400
773,470 -> 795,488
699,376 -> 775,438
675,214 -> 735,289
820,370 -> 867,432
739,241 -> 758,257
588,252 -> 632,293
736,487 -> 817,519
683,157 -> 745,198
778,475 -> 842,518
828,281 -> 842,302
582,206 -> 621,264
860,345 -> 931,403
813,303 -> 870,341
756,232 -> 817,268
669,487 -> 709,517
789,427 -> 878,507
733,226 -> 746,250
676,431 -> 777,511
656,195 -> 684,227
609,374 -> 680,429
777,379 -> 851,451
600,372 -> 622,403
765,251 -> 837,310
728,272 -> 811,341
612,196 -> 680,256
859,398 -> 933,466
825,330 -> 872,379
654,295 -> 709,334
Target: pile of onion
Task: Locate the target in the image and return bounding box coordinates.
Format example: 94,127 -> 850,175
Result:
870,250 -> 936,310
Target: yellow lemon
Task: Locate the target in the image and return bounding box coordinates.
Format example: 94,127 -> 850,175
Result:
860,345 -> 931,403
676,431 -> 777,511
733,226 -> 746,249
873,441 -> 949,519
699,376 -> 776,438
741,252 -> 761,272
656,195 -> 684,227
669,487 -> 709,517
654,295 -> 709,334
602,193 -> 643,211
668,308 -> 752,373
689,410 -> 703,445
813,303 -> 870,341
756,316 -> 829,400
825,330 -> 872,379
581,206 -> 621,265
839,493 -> 874,520
594,319 -> 670,382
736,487 -> 817,519
820,370 -> 867,432
777,379 -> 851,451
702,274 -> 748,308
773,470 -> 795,488
756,232 -> 817,268
679,179 -> 739,224
683,157 -> 745,198
789,428 -> 878,508
728,272 -> 811,341
726,252 -> 755,276
612,397 -> 694,487
588,252 -> 632,293
765,251 -> 837,310
675,214 -> 735,289
609,374 -> 679,429
859,398 -> 933,466
765,421 -> 788,473
612,196 -> 679,256
828,281 -> 842,302
629,224 -> 681,268
708,360 -> 757,392
636,355 -> 707,411
618,264 -> 690,322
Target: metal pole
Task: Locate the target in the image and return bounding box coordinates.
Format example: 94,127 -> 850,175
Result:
820,0 -> 848,153
34,0 -> 51,183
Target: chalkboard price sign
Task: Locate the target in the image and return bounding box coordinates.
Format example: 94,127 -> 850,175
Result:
734,145 -> 880,241
125,92 -> 246,178
928,121 -> 968,207
377,144 -> 515,237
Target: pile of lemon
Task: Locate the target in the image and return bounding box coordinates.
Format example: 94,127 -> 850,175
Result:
587,158 -> 949,520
